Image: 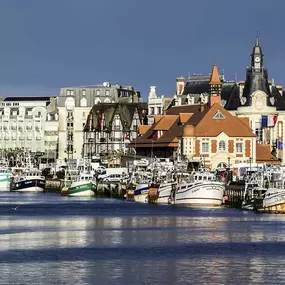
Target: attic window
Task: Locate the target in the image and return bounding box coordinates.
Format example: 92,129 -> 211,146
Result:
213,111 -> 225,120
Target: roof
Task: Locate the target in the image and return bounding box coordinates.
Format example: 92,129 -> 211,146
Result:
193,103 -> 255,137
3,96 -> 51,101
138,125 -> 151,135
209,64 -> 222,85
256,143 -> 280,164
130,102 -> 256,150
154,115 -> 178,131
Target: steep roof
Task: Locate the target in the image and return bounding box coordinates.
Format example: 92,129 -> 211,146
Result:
190,103 -> 255,137
209,64 -> 222,85
154,115 -> 178,131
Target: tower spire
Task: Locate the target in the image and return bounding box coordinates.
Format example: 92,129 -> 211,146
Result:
256,30 -> 259,46
209,62 -> 222,85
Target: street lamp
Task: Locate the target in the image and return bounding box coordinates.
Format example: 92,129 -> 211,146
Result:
249,157 -> 252,174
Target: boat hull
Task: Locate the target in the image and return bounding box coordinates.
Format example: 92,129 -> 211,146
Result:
173,182 -> 224,206
134,183 -> 149,203
68,181 -> 95,197
10,179 -> 46,192
0,176 -> 10,191
157,182 -> 173,204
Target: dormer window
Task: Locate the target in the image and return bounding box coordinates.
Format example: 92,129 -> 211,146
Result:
213,111 -> 225,120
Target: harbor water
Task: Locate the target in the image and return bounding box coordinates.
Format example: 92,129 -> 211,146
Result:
1,192 -> 285,284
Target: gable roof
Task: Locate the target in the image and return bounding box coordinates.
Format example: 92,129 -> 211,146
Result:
189,103 -> 255,137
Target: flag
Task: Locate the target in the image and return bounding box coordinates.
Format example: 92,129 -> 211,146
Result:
273,114 -> 278,125
261,115 -> 268,128
124,137 -> 131,148
99,108 -> 104,131
88,113 -> 92,131
277,139 -> 283,150
262,115 -> 278,128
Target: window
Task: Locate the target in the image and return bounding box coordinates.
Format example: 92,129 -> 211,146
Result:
96,90 -> 100,96
202,142 -> 209,153
66,90 -> 74,96
236,143 -> 243,153
67,111 -> 73,118
150,107 -> 154,115
106,90 -> 110,96
157,107 -> 161,114
255,121 -> 263,142
213,111 -> 225,120
82,90 -> 86,96
219,141 -> 226,151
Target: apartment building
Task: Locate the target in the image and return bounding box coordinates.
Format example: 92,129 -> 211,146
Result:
57,82 -> 141,160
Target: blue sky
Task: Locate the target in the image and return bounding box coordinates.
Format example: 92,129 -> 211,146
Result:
0,0 -> 284,99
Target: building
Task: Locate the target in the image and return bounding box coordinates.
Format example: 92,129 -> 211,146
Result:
130,70 -> 279,169
166,38 -> 285,162
83,102 -> 148,161
147,86 -> 172,124
0,96 -> 58,160
57,82 -> 141,160
225,38 -> 285,162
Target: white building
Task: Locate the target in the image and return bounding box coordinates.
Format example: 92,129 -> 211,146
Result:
0,96 -> 59,161
147,86 -> 171,124
57,82 -> 141,160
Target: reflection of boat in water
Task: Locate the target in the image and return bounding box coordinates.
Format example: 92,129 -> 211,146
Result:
171,170 -> 225,206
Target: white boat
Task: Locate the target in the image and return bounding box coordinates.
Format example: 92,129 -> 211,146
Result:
172,170 -> 225,206
10,168 -> 46,192
0,167 -> 12,191
157,181 -> 176,204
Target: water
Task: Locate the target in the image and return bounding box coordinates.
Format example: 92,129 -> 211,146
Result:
1,193 -> 285,285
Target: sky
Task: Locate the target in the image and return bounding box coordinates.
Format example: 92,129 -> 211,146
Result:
0,0 -> 284,100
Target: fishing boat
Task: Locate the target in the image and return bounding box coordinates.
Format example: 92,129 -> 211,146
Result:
133,182 -> 150,203
68,172 -> 96,197
63,160 -> 96,197
10,168 -> 46,192
171,170 -> 225,206
241,170 -> 266,211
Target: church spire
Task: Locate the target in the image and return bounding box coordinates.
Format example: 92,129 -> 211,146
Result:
209,63 -> 222,85
209,63 -> 222,105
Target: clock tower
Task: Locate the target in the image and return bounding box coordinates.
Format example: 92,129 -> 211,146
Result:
251,37 -> 263,72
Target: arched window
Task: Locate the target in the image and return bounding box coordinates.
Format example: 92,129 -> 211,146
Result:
219,140 -> 226,151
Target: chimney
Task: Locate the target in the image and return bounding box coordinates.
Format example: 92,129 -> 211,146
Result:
176,77 -> 185,95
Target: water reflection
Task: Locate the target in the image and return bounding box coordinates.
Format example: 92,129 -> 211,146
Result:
1,194 -> 285,284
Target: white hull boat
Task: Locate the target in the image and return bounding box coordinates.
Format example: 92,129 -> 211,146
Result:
172,171 -> 225,206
